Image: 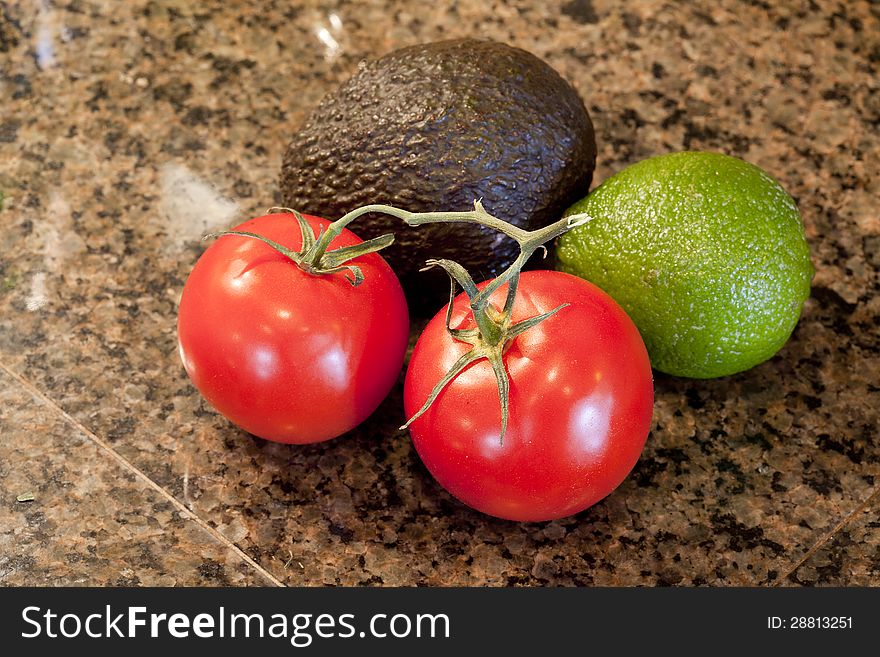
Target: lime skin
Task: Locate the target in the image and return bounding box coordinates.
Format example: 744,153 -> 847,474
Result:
556,151 -> 814,379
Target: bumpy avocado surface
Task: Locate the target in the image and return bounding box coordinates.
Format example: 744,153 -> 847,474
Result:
280,38 -> 596,309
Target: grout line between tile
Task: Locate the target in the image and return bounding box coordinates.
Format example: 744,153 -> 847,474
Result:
775,485 -> 880,586
0,361 -> 286,588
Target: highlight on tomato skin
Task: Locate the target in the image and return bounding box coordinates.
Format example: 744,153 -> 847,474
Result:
176,212 -> 410,444
403,270 -> 654,522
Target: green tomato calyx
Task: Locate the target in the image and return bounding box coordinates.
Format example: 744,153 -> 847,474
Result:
205,207 -> 395,286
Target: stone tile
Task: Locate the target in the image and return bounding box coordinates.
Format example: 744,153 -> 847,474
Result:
0,0 -> 877,585
0,369 -> 273,586
785,494 -> 880,586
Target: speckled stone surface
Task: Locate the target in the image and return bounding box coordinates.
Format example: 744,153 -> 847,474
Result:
0,0 -> 877,586
0,368 -> 275,585
786,491 -> 880,586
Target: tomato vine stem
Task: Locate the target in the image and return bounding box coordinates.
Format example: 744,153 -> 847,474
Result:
363,200 -> 593,443
315,201 -> 590,351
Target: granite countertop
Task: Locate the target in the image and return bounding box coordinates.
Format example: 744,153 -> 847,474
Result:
1,0 -> 878,586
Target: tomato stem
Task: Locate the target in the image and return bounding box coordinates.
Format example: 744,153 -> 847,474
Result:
206,207 -> 396,286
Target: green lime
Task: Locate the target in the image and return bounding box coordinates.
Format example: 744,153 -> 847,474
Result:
556,151 -> 813,378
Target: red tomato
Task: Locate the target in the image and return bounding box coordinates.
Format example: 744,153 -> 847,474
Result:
404,270 -> 653,521
177,213 -> 409,444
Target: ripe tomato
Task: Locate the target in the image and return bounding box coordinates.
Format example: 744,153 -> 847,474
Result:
177,212 -> 409,444
404,270 -> 653,521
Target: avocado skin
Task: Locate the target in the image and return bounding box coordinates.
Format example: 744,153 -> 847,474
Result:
280,38 -> 596,311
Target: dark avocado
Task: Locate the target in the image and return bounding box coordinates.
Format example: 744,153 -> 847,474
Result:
279,38 -> 596,311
